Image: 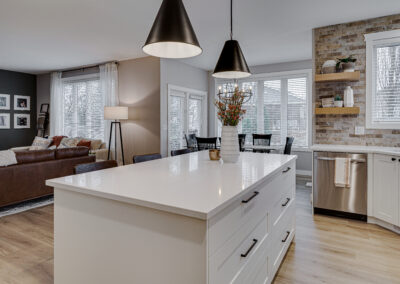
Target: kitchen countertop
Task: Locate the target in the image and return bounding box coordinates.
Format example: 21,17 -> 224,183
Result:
46,151 -> 296,220
312,144 -> 400,156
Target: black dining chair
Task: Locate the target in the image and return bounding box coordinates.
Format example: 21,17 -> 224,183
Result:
133,153 -> 162,164
171,148 -> 192,157
196,137 -> 217,151
283,137 -> 295,155
252,134 -> 272,153
74,160 -> 118,174
238,134 -> 246,152
184,134 -> 197,150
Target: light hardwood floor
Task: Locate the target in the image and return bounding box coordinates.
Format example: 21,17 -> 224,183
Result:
0,179 -> 399,284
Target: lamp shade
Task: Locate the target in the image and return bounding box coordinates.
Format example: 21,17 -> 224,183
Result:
143,0 -> 202,58
212,40 -> 251,79
104,106 -> 128,120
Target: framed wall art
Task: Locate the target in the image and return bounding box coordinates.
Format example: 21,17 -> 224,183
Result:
14,95 -> 30,111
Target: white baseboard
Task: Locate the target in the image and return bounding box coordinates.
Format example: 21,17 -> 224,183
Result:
368,217 -> 400,234
296,170 -> 312,177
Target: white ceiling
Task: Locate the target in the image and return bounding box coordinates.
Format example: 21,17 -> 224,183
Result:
1,0 -> 400,74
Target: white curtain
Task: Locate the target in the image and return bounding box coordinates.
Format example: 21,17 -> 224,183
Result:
49,71 -> 63,136
100,62 -> 119,146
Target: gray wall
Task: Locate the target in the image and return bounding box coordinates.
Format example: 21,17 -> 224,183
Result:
160,59 -> 209,157
208,60 -> 313,175
36,73 -> 50,119
0,69 -> 36,150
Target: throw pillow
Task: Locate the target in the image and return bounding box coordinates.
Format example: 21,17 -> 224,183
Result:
30,136 -> 52,150
77,140 -> 91,148
0,150 -> 17,167
59,137 -> 79,148
89,139 -> 103,150
50,135 -> 66,147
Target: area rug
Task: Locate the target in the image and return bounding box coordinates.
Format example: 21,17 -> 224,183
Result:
0,195 -> 53,218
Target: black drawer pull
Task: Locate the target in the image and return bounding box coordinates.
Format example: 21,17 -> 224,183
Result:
241,239 -> 258,257
392,157 -> 396,161
282,167 -> 291,173
281,198 -> 290,207
281,231 -> 290,243
242,191 -> 259,204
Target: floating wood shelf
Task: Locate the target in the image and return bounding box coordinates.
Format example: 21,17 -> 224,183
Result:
315,107 -> 360,115
315,71 -> 360,82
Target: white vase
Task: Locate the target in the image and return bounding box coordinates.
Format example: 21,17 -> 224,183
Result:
220,125 -> 240,163
344,86 -> 354,107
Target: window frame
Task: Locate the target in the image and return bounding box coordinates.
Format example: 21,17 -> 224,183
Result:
365,29 -> 400,129
167,84 -> 208,155
214,69 -> 312,150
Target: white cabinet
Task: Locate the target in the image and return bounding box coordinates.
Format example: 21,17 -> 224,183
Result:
372,154 -> 399,226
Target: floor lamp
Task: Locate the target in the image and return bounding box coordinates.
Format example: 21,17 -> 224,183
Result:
104,106 -> 128,165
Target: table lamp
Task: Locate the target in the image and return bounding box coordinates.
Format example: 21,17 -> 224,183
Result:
104,106 -> 128,165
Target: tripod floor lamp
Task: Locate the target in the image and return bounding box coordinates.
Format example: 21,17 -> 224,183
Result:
104,106 -> 128,165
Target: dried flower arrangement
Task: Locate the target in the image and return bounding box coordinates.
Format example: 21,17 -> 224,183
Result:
215,86 -> 247,126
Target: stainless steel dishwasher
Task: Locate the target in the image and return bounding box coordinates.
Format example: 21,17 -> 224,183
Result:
313,151 -> 367,221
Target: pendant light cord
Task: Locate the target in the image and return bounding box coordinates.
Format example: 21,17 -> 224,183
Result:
230,0 -> 233,40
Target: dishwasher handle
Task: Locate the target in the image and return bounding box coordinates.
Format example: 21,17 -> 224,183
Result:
316,157 -> 366,163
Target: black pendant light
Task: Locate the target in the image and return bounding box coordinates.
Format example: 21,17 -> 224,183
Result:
213,0 -> 251,79
143,0 -> 202,58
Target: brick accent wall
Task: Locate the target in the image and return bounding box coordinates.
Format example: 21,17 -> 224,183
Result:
313,14 -> 400,146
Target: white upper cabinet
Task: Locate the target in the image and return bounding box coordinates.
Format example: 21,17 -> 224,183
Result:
373,154 -> 399,225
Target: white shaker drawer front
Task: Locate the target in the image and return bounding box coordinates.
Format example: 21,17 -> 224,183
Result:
270,202 -> 295,277
268,163 -> 296,208
209,213 -> 269,284
270,184 -> 295,228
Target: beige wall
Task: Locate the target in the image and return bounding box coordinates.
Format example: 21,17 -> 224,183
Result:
118,57 -> 160,163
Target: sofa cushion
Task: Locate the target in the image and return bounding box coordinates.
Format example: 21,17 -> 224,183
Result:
59,137 -> 80,148
77,139 -> 91,148
55,146 -> 89,160
29,136 -> 52,150
15,149 -> 55,164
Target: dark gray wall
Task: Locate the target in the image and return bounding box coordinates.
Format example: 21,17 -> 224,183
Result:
0,69 -> 36,150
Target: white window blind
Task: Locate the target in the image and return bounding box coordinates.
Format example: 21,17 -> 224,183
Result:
288,77 -> 308,147
373,44 -> 400,123
239,82 -> 258,144
264,80 -> 281,145
168,90 -> 186,152
63,76 -> 104,139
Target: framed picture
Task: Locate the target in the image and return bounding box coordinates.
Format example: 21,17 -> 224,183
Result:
0,94 -> 10,110
0,113 -> 10,129
14,95 -> 30,111
14,113 -> 30,129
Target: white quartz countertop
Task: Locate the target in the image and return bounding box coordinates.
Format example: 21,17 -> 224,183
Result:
312,144 -> 400,156
46,152 -> 296,220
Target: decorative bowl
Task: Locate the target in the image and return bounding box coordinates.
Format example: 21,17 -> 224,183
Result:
209,149 -> 221,161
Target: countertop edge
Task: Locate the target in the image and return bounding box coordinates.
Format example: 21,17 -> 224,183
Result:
311,144 -> 400,156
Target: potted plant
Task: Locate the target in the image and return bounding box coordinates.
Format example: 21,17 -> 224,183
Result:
334,94 -> 344,107
336,55 -> 357,72
215,87 -> 247,163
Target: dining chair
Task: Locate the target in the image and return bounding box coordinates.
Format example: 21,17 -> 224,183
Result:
74,160 -> 118,174
196,137 -> 217,151
252,134 -> 272,153
171,148 -> 192,157
238,134 -> 246,152
184,134 -> 197,150
283,137 -> 295,155
133,153 -> 162,164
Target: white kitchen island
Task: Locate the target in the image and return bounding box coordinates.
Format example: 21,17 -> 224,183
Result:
46,151 -> 297,284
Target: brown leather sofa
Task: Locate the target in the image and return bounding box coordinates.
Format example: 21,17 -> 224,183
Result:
0,147 -> 95,208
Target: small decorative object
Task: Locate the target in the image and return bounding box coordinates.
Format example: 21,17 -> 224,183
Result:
343,86 -> 354,107
336,55 -> 357,72
209,149 -> 221,161
14,113 -> 30,129
321,97 -> 334,108
0,113 -> 10,129
334,95 -> 344,107
321,60 -> 337,74
14,95 -> 30,111
215,84 -> 250,163
0,94 -> 10,110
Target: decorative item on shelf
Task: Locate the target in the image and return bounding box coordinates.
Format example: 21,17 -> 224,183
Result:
215,85 -> 249,163
212,0 -> 251,79
343,86 -> 354,107
209,149 -> 221,161
334,95 -> 344,107
142,0 -> 202,58
104,106 -> 128,165
321,97 -> 334,108
336,55 -> 357,72
321,60 -> 337,74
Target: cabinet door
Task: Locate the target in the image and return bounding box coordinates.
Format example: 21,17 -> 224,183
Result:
373,154 -> 399,225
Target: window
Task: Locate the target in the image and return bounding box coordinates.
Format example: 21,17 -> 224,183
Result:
366,30 -> 400,129
168,85 -> 207,154
216,70 -> 311,148
62,75 -> 104,140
